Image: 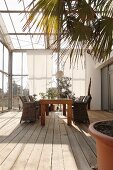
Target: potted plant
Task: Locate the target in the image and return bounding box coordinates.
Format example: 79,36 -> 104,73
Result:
39,92 -> 46,99
58,77 -> 75,99
46,87 -> 59,111
46,87 -> 58,99
89,120 -> 113,170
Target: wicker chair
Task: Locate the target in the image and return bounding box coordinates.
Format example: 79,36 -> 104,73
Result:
29,95 -> 40,117
73,96 -> 90,124
19,96 -> 39,123
29,95 -> 35,102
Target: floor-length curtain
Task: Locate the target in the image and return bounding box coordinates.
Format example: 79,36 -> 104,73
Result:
27,50 -> 53,98
62,55 -> 85,97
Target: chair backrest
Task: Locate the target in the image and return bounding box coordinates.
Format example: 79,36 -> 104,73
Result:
29,95 -> 34,102
79,96 -> 85,101
19,96 -> 28,104
74,95 -> 90,104
82,96 -> 90,103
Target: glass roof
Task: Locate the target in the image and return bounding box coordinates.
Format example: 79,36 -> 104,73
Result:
0,0 -> 46,50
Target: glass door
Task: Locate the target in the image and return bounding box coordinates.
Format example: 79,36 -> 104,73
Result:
109,64 -> 113,112
101,66 -> 109,111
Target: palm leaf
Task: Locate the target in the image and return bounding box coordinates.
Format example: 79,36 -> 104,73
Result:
90,16 -> 113,61
19,0 -> 113,63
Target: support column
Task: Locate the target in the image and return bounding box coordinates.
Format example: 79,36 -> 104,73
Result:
8,51 -> 12,110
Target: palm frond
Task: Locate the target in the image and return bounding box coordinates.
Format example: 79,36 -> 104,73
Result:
19,0 -> 113,63
90,16 -> 113,61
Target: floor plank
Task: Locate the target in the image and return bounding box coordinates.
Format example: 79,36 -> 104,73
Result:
51,113 -> 64,170
38,113 -> 55,170
0,110 -> 113,170
59,117 -> 78,170
24,115 -> 51,170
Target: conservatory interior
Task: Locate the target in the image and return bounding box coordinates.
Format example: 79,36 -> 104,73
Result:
0,0 -> 113,170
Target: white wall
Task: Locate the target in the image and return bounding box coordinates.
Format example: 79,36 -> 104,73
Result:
86,54 -> 101,110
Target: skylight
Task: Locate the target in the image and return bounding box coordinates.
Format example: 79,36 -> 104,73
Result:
0,0 -> 46,50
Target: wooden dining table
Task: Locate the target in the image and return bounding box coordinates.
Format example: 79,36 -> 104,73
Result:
39,99 -> 73,126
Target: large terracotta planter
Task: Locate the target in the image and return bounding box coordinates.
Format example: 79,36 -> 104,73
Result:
89,120 -> 113,170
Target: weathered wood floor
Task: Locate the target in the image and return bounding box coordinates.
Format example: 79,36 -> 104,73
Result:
0,110 -> 113,170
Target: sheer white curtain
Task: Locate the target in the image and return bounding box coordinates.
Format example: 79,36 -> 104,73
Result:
62,55 -> 85,97
27,50 -> 53,98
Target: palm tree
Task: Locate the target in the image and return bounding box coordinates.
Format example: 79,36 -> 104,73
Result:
20,0 -> 113,63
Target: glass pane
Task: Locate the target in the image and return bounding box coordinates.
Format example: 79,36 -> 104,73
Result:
12,76 -> 29,109
4,46 -> 9,73
3,74 -> 8,111
13,53 -> 22,74
0,43 -> 3,70
12,76 -> 22,94
10,35 -> 20,49
0,72 -> 3,112
17,35 -> 33,49
1,13 -> 15,33
0,73 -> 2,89
4,0 -> 23,10
12,76 -> 21,109
110,73 -> 113,111
24,0 -> 33,8
32,35 -> 45,49
23,53 -> 28,74
23,76 -> 29,95
109,64 -> 113,71
0,0 -> 7,10
101,67 -> 109,111
10,13 -> 25,33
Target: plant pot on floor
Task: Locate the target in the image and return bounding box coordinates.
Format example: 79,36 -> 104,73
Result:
89,120 -> 113,170
49,104 -> 55,111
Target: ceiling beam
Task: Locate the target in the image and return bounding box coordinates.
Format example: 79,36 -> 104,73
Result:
0,10 -> 41,13
7,33 -> 57,35
0,10 -> 30,13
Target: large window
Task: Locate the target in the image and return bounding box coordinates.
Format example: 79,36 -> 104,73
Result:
0,72 -> 3,112
0,42 -> 9,112
12,52 -> 29,109
3,74 -> 9,110
0,43 -> 3,70
101,63 -> 113,112
4,47 -> 9,73
109,64 -> 113,112
101,66 -> 109,111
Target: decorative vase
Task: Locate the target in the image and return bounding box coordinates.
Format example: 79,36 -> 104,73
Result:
89,120 -> 113,170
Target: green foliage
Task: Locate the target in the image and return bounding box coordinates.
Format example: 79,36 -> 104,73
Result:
39,78 -> 75,100
39,92 -> 46,99
20,0 -> 113,63
46,87 -> 59,99
58,77 -> 75,99
39,88 -> 58,99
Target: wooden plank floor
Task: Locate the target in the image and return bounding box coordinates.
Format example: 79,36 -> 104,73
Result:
0,110 -> 113,170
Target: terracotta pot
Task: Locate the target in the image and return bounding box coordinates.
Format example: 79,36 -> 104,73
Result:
89,121 -> 113,170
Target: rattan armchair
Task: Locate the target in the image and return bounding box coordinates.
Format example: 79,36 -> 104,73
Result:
19,96 -> 39,123
73,96 -> 90,124
29,95 -> 40,116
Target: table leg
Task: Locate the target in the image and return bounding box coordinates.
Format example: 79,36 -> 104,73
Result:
63,104 -> 66,116
41,104 -> 45,126
67,104 -> 72,126
46,104 -> 49,116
